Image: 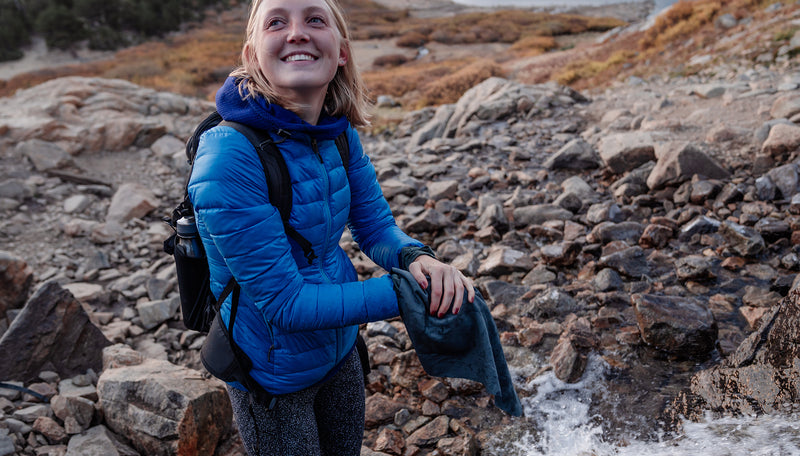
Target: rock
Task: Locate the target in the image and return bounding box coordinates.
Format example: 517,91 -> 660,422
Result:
403,208 -> 454,233
135,297 -> 179,330
719,221 -> 765,257
51,395 -> 96,435
597,132 -> 656,174
374,427 -> 405,455
550,316 -> 597,383
590,221 -> 645,245
761,123 -> 800,158
365,394 -> 407,428
106,183 -> 159,226
97,356 -> 231,456
0,281 -> 110,383
544,139 -> 601,170
632,294 -> 717,358
770,94 -> 800,119
512,204 -> 573,227
668,292 -> 800,420
406,415 -> 450,447
599,245 -> 651,278
0,251 -> 34,325
675,255 -> 716,281
64,425 -> 139,456
766,163 -> 799,198
407,104 -> 456,150
16,139 -> 74,172
477,246 -> 534,276
525,287 -> 581,319
647,142 -> 730,190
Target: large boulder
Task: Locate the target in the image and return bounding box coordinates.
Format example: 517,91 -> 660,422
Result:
0,281 -> 110,383
667,290 -> 800,422
97,345 -> 232,456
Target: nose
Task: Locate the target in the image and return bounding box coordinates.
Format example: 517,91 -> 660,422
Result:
287,21 -> 309,43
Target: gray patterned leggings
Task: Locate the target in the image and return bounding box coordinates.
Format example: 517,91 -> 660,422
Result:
227,350 -> 365,456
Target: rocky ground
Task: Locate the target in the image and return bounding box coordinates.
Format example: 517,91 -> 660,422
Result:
2,3 -> 800,456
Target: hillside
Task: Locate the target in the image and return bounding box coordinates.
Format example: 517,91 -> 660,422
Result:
1,1 -> 800,455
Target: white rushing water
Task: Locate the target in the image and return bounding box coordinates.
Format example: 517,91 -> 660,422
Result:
487,356 -> 800,456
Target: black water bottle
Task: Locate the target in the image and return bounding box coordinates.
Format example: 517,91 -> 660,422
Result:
176,216 -> 203,258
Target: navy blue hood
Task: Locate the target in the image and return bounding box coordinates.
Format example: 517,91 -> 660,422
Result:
215,76 -> 349,140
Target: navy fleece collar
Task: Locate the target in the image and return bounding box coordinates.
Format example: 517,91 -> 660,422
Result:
215,77 -> 349,140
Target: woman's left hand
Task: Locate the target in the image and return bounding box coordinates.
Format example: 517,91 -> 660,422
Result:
408,256 -> 474,318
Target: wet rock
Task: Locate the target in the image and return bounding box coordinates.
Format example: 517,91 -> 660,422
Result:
0,281 -> 110,383
632,294 -> 717,358
669,291 -> 800,420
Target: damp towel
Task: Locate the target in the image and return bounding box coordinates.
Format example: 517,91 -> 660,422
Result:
391,268 -> 524,416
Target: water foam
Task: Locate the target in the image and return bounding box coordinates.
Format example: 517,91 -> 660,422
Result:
487,355 -> 800,456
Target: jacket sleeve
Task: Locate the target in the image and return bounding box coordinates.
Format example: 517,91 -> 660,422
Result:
345,127 -> 423,271
188,127 -> 399,333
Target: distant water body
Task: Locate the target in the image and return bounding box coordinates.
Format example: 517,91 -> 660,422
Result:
451,0 -> 677,15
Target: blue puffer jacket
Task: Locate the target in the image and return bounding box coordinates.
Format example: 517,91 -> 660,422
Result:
188,77 -> 423,394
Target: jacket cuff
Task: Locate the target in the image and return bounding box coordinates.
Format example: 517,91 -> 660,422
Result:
399,245 -> 437,270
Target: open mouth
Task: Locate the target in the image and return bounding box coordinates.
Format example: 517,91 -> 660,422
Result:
282,53 -> 317,62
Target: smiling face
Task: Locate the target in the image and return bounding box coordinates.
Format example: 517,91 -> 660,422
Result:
247,0 -> 348,109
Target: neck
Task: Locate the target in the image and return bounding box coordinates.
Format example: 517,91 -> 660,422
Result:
284,87 -> 326,125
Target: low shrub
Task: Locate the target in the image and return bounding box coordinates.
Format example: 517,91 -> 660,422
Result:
396,31 -> 427,48
373,54 -> 409,67
510,35 -> 558,55
418,59 -> 503,107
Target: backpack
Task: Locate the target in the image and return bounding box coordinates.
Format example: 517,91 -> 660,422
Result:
163,111 -> 355,406
164,111 -> 350,333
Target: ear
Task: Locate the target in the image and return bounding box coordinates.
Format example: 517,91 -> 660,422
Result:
338,43 -> 348,67
243,43 -> 258,68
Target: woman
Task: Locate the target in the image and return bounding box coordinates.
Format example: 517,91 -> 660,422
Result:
187,0 -> 474,454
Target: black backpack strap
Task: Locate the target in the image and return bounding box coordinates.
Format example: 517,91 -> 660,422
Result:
334,131 -> 350,174
220,120 -> 317,265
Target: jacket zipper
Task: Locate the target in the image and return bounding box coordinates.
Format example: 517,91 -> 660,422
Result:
310,137 -> 343,362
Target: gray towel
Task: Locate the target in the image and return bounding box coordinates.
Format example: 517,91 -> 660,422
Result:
391,268 -> 523,416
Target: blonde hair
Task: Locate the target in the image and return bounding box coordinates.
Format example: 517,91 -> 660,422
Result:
230,0 -> 371,127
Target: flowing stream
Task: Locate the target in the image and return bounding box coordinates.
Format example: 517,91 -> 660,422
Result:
485,356 -> 800,456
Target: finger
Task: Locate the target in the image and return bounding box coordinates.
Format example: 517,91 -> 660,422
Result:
437,270 -> 456,317
464,274 -> 475,303
428,269 -> 443,316
452,272 -> 464,315
408,262 -> 428,289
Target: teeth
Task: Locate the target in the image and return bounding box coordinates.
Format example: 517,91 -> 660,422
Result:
284,54 -> 315,62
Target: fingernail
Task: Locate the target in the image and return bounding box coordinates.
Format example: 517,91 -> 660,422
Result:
454,308 -> 460,315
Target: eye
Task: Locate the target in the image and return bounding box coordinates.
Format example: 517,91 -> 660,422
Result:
308,16 -> 326,25
266,17 -> 285,29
